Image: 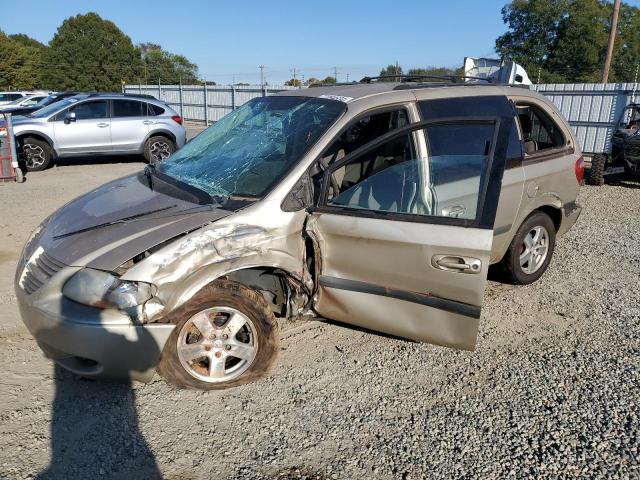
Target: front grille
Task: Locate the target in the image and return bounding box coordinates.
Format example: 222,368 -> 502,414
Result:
21,249 -> 66,294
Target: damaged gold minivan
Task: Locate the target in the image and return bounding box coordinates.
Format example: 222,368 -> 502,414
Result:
15,80 -> 582,390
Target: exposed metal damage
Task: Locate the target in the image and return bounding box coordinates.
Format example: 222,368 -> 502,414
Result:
117,219 -> 319,325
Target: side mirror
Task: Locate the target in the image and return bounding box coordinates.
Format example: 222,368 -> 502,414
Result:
64,112 -> 76,124
281,172 -> 313,212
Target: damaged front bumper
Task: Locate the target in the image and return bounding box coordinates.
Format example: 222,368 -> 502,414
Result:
15,266 -> 174,382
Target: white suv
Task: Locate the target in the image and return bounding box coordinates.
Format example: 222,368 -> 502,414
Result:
11,93 -> 187,171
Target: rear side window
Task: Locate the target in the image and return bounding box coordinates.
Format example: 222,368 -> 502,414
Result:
516,104 -> 565,155
113,99 -> 144,117
147,103 -> 165,116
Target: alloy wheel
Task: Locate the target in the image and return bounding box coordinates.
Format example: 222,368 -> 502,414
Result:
519,225 -> 549,275
23,144 -> 46,170
149,141 -> 171,162
177,307 -> 258,383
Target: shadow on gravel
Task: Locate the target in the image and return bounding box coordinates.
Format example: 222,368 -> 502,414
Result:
37,367 -> 161,479
604,172 -> 640,189
36,301 -> 161,479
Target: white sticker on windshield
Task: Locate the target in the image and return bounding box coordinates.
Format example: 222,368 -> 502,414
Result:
319,94 -> 354,103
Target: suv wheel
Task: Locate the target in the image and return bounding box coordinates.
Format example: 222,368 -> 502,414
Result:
500,212 -> 556,285
22,138 -> 53,171
144,136 -> 176,163
157,279 -> 279,390
587,153 -> 606,186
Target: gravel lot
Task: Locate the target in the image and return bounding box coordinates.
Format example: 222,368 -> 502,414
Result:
0,152 -> 638,479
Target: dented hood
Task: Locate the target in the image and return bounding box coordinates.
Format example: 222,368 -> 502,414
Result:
39,173 -> 233,271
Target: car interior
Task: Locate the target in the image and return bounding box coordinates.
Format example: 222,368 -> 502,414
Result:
516,104 -> 565,154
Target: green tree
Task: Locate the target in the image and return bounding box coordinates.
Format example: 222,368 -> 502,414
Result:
496,0 -> 640,83
0,31 -> 44,89
284,78 -> 302,86
140,43 -> 199,84
322,76 -> 336,84
379,64 -> 403,81
496,0 -> 568,82
42,12 -> 142,91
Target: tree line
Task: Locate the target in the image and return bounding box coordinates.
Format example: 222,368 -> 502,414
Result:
0,12 -> 200,91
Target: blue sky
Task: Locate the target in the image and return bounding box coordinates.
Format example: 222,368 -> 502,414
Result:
3,0 -> 640,84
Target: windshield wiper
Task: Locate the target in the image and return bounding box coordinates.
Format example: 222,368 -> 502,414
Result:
53,204 -> 178,239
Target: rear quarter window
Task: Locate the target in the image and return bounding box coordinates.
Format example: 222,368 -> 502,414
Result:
147,103 -> 165,116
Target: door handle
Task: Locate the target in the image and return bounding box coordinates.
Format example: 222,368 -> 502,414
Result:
431,255 -> 482,274
142,120 -> 154,125
97,123 -> 109,128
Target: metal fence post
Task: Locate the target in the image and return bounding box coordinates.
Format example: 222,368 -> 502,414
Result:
203,81 -> 209,125
158,79 -> 162,101
231,85 -> 236,111
178,78 -> 184,118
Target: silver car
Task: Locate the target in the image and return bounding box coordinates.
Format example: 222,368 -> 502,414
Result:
15,81 -> 582,390
11,93 -> 186,171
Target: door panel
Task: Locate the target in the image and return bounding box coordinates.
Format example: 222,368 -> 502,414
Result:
310,112 -> 513,350
110,100 -> 150,152
53,100 -> 110,155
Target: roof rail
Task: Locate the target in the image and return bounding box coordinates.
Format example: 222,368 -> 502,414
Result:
360,74 -> 492,84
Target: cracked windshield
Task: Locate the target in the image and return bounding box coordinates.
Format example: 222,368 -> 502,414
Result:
158,96 -> 346,197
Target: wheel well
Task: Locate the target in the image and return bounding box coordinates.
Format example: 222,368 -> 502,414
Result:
147,130 -> 176,145
534,205 -> 561,232
224,267 -> 308,319
16,133 -> 54,150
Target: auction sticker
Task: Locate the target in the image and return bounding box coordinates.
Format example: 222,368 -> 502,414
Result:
319,94 -> 354,103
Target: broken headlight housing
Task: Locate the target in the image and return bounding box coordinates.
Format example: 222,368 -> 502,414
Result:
63,268 -> 152,310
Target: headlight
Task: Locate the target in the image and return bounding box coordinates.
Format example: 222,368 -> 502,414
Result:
63,268 -> 152,309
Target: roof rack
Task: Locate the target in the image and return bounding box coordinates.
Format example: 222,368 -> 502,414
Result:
360,74 -> 492,84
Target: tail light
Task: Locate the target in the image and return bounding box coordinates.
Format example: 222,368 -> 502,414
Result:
171,115 -> 183,125
575,155 -> 585,184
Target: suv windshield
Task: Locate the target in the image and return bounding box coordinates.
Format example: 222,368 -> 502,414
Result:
29,96 -> 87,118
157,96 -> 346,198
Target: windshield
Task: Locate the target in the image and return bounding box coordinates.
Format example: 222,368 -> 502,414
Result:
6,96 -> 30,106
157,96 -> 346,198
30,96 -> 85,118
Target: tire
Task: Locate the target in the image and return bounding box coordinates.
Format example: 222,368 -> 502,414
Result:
21,137 -> 53,171
500,212 -> 556,285
144,135 -> 176,163
587,153 -> 606,186
157,279 -> 279,390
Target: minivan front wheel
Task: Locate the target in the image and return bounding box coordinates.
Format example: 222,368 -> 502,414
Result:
501,212 -> 556,285
157,279 -> 279,390
144,136 -> 176,163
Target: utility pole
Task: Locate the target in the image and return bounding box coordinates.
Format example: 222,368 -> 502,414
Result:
395,60 -> 400,81
346,73 -> 350,83
602,0 -> 621,84
333,66 -> 338,82
291,68 -> 297,86
259,65 -> 265,89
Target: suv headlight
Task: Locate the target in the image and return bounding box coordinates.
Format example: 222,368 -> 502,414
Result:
63,268 -> 152,309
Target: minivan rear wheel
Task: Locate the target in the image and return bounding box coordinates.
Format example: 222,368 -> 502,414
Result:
22,137 -> 53,171
157,279 -> 279,390
500,212 -> 556,285
144,136 -> 176,163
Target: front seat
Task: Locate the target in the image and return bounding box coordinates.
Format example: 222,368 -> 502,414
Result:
518,113 -> 538,155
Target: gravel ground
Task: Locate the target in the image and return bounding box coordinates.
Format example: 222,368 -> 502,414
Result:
0,162 -> 638,479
